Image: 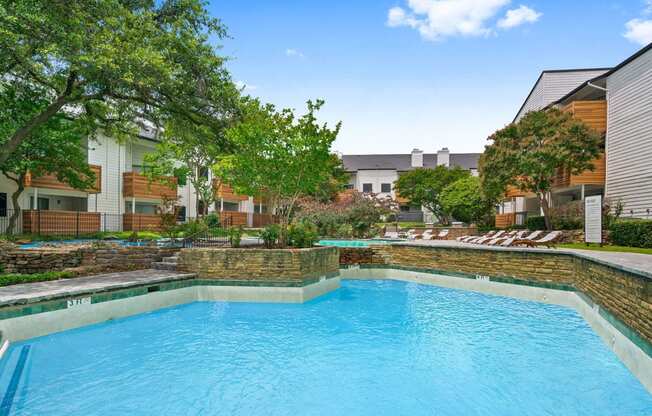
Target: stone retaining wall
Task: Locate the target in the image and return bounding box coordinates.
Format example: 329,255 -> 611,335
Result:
340,244 -> 652,345
178,246 -> 339,282
1,245 -> 179,274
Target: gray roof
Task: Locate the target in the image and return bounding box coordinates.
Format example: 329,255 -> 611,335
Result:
342,153 -> 481,172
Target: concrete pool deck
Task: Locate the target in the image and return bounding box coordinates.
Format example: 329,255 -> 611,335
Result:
394,239 -> 652,277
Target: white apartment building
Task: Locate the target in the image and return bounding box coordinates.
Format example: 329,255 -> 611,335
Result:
0,129 -> 266,234
341,147 -> 481,222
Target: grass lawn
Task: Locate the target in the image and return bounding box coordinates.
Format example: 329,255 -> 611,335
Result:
377,222 -> 426,229
0,271 -> 75,287
558,243 -> 652,255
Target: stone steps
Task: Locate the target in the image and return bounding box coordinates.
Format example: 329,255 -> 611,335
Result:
153,255 -> 179,271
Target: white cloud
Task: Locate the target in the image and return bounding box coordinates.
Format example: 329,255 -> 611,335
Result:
624,18 -> 652,45
285,48 -> 304,58
497,5 -> 542,29
386,0 -> 540,41
235,81 -> 257,92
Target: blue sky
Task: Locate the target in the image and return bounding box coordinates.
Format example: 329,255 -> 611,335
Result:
209,1 -> 651,155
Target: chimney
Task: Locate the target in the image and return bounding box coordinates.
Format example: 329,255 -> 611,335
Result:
411,148 -> 423,168
437,147 -> 450,167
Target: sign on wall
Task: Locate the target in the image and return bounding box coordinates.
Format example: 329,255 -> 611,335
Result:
584,195 -> 602,244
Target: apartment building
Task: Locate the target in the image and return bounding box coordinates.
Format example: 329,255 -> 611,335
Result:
0,129 -> 268,234
497,42 -> 652,227
342,148 -> 481,222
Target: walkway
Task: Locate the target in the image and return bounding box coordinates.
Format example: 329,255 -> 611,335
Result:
0,270 -> 196,307
400,240 -> 652,278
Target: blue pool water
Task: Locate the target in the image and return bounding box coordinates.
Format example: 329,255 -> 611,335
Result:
19,239 -> 173,249
318,239 -> 392,247
0,280 -> 650,415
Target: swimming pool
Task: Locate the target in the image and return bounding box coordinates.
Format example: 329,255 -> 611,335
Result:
318,239 -> 394,247
1,280 -> 649,415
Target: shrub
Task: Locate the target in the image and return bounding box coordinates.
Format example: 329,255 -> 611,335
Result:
0,271 -> 74,287
177,219 -> 206,237
288,222 -> 319,248
609,220 -> 652,248
204,213 -> 220,228
527,216 -> 546,230
227,226 -> 243,248
260,224 -> 280,249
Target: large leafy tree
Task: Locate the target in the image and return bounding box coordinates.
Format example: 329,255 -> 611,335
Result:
440,176 -> 495,225
216,99 -> 341,247
393,166 -> 469,225
0,0 -> 234,165
480,108 -> 602,230
0,83 -> 95,234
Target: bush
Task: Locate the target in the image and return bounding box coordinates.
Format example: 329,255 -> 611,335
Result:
204,213 -> 220,228
609,220 -> 652,248
288,222 -> 319,248
0,271 -> 74,287
527,216 -> 546,230
260,224 -> 280,248
227,226 -> 243,248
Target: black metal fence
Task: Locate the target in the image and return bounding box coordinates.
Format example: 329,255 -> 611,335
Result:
397,211 -> 424,222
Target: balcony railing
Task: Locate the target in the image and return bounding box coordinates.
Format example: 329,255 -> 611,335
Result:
24,165 -> 102,193
123,172 -> 177,200
213,179 -> 248,202
123,213 -> 163,232
22,210 -> 102,236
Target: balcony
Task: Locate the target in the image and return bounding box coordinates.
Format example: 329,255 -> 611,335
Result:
562,100 -> 607,134
495,213 -> 515,229
123,172 -> 177,200
552,154 -> 606,188
123,213 -> 163,232
213,180 -> 248,202
22,210 -> 101,235
24,165 -> 102,193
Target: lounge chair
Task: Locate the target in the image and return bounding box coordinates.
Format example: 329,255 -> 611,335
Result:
486,230 -> 527,246
420,230 -> 434,240
460,232 -> 489,243
435,229 -> 449,240
406,229 -> 419,240
384,231 -> 401,239
472,230 -> 505,244
500,230 -> 543,247
511,231 -> 563,248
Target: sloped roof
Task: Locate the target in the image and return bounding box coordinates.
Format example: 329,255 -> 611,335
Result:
342,153 -> 480,172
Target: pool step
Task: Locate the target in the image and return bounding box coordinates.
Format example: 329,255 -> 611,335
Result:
152,255 -> 179,271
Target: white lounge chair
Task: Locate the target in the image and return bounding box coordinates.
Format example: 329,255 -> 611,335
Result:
511,231 -> 562,248
501,230 -> 543,247
486,230 -> 527,246
384,231 -> 401,239
472,230 -> 505,244
406,229 -> 419,240
420,230 -> 434,240
435,229 -> 449,240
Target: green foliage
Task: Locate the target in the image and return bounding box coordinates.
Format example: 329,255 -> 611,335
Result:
307,154 -> 351,202
260,224 -> 280,249
205,213 -> 221,228
0,0 -> 235,165
393,166 -> 470,225
480,108 -> 603,230
227,226 -> 243,248
609,220 -> 652,248
216,99 -> 341,247
440,176 -> 494,224
0,271 -> 75,287
527,216 -> 546,230
288,222 -> 319,248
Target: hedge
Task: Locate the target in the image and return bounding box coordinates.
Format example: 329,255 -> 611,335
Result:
0,271 -> 75,287
609,220 -> 652,248
526,216 -> 546,230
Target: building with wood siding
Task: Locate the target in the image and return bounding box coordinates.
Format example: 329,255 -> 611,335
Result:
496,42 -> 652,228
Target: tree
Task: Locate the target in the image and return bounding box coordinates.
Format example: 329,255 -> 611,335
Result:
480,108 -> 603,230
216,99 -> 341,247
143,99 -> 240,217
393,166 -> 470,225
307,153 -> 350,202
0,83 -> 95,234
0,0 -> 234,165
440,176 -> 495,224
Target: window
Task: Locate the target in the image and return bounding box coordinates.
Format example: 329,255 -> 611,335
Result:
344,184 -> 354,190
177,206 -> 187,222
222,201 -> 240,212
362,183 -> 373,193
254,204 -> 267,214
30,197 -> 49,210
0,192 -> 6,217
381,183 -> 391,193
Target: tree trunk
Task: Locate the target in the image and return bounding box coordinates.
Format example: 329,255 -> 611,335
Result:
7,180 -> 25,235
540,194 -> 553,231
